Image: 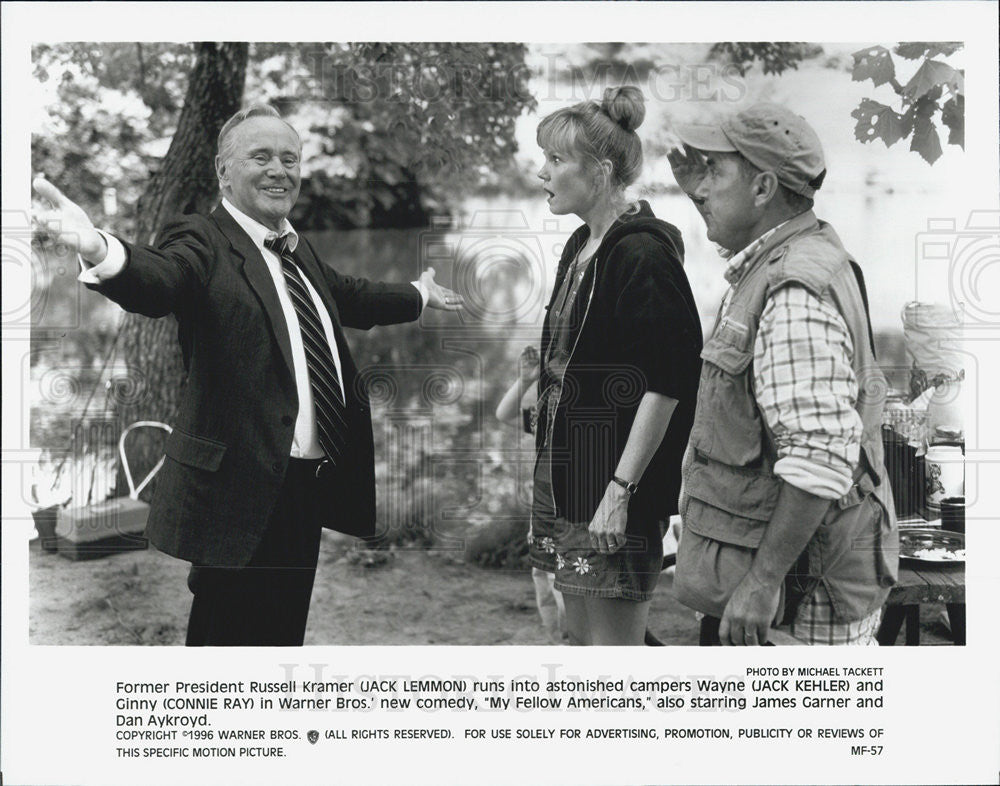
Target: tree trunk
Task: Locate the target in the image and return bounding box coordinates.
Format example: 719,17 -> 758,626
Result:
114,42 -> 248,498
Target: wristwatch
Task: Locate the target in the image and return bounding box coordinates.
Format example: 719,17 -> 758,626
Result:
611,475 -> 639,496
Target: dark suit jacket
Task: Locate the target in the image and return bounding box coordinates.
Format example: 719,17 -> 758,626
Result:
87,206 -> 421,567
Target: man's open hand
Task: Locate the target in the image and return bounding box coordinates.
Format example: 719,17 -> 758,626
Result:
666,143 -> 708,201
419,267 -> 464,311
33,176 -> 107,262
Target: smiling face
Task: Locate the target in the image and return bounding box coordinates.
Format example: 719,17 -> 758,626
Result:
216,116 -> 301,231
692,151 -> 761,253
537,148 -> 600,218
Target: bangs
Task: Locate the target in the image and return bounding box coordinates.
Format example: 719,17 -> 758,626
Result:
536,111 -> 583,158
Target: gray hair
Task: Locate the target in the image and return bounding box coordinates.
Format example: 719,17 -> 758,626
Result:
216,104 -> 300,164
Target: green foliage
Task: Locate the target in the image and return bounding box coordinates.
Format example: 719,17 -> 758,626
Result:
850,42 -> 964,164
31,42 -> 536,232
941,94 -> 964,147
894,42 -> 963,60
851,46 -> 896,88
851,99 -> 910,148
286,43 -> 535,227
707,42 -> 822,76
31,43 -> 192,237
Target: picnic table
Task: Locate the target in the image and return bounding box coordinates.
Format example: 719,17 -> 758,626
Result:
876,517 -> 965,646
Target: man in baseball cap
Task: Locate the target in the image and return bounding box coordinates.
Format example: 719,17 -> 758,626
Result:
669,102 -> 898,647
668,102 -> 827,252
675,102 -> 827,196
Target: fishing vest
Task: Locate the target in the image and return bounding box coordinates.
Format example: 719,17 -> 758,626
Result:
677,211 -> 898,623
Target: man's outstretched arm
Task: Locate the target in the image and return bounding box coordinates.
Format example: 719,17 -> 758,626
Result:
33,176 -> 110,264
34,176 -> 211,318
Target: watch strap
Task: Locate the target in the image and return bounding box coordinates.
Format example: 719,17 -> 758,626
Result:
612,475 -> 639,495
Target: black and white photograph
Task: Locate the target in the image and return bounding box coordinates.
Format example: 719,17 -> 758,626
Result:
19,39 -> 979,647
3,2 -> 998,785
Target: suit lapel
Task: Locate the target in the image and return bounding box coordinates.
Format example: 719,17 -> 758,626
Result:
210,207 -> 296,379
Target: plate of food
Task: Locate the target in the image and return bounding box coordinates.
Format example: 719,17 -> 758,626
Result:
899,528 -> 966,564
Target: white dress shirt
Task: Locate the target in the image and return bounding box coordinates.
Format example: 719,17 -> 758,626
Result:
78,199 -> 426,459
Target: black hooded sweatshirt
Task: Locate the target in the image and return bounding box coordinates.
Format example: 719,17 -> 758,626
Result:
535,200 -> 703,528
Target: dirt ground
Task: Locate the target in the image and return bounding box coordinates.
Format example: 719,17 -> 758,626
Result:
28,534 -> 954,647
27,533 -> 702,646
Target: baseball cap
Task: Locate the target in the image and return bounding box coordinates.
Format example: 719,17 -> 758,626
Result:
675,103 -> 827,197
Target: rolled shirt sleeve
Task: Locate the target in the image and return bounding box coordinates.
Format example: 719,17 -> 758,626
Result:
77,230 -> 127,283
753,285 -> 862,499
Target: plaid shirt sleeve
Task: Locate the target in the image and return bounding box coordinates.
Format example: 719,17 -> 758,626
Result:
753,285 -> 862,499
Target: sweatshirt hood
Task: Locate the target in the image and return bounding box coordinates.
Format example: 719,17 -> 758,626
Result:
568,200 -> 684,266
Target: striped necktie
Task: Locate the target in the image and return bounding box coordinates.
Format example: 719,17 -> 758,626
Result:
264,233 -> 348,468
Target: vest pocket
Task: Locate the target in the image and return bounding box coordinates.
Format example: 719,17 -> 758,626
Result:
701,316 -> 754,375
809,490 -> 894,621
870,489 -> 899,588
681,457 -> 781,548
691,327 -> 764,467
682,495 -> 770,549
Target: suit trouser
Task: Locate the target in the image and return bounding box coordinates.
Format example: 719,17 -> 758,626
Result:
186,458 -> 326,646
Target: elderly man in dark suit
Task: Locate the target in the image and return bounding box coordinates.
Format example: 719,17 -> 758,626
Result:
33,104 -> 462,646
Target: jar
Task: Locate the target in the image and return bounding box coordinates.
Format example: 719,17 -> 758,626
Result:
924,444 -> 964,515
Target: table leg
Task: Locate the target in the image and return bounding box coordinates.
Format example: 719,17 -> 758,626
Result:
946,603 -> 966,645
877,605 -> 906,646
904,605 -> 920,645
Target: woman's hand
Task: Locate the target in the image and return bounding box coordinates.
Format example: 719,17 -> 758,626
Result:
589,392 -> 677,555
589,481 -> 630,554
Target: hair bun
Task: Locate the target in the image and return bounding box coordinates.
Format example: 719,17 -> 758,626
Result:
601,86 -> 645,132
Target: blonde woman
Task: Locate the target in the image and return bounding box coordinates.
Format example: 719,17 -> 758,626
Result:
528,87 -> 702,645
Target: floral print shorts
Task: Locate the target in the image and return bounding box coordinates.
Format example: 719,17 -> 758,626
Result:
527,470 -> 663,602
